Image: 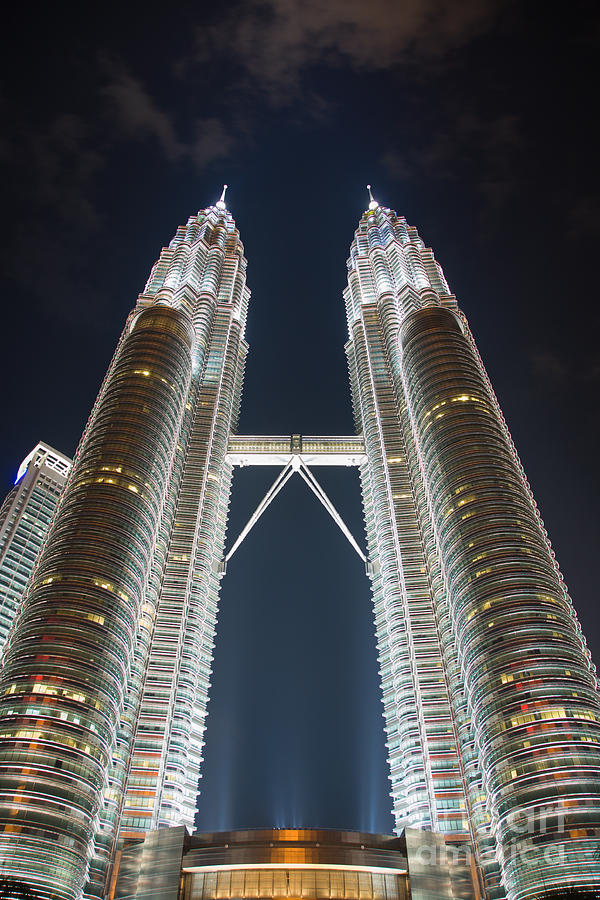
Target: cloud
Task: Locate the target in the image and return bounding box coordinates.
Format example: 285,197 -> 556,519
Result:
192,117 -> 236,168
566,195 -> 600,241
417,112 -> 522,178
196,0 -> 505,103
101,62 -> 184,160
531,348 -> 600,388
382,111 -> 525,216
31,114 -> 105,226
1,55 -> 239,321
8,220 -> 110,326
101,60 -> 235,169
531,350 -> 570,384
2,109 -> 105,227
0,111 -> 110,323
380,151 -> 413,181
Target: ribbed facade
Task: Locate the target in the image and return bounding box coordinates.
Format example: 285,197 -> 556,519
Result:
345,199 -> 600,899
1,193 -> 599,900
0,199 -> 249,900
0,443 -> 72,660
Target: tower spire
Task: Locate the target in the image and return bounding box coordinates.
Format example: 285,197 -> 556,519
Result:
216,184 -> 228,210
367,184 -> 378,210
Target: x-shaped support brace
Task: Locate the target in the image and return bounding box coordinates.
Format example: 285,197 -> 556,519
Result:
224,456 -> 367,571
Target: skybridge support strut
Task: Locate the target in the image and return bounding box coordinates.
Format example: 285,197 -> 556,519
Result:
224,461 -> 295,567
222,455 -> 369,575
296,460 -> 366,563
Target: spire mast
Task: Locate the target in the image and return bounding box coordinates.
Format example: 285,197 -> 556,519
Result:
216,184 -> 228,210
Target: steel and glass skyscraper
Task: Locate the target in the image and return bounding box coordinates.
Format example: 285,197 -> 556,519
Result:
345,190 -> 600,899
0,190 -> 599,900
0,443 -> 72,659
0,192 -> 249,900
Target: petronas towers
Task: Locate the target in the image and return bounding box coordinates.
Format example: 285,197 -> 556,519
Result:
0,190 -> 599,900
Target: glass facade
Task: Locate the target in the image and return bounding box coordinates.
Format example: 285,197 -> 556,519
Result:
112,826 -> 478,900
0,193 -> 598,900
0,199 -> 250,900
113,828 -> 414,900
0,443 -> 72,660
184,869 -> 405,900
345,198 -> 600,899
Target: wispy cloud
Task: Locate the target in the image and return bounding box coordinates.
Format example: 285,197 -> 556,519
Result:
32,114 -> 105,225
382,111 -> 525,217
531,348 -> 600,388
194,0 -> 506,104
565,195 -> 600,241
192,117 -> 236,168
102,63 -> 184,159
0,107 -> 108,321
101,60 -> 235,169
1,59 -> 236,322
1,111 -> 105,228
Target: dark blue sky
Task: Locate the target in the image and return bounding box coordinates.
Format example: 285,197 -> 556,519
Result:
1,0 -> 598,836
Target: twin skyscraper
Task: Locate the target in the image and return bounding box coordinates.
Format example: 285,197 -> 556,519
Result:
0,191 -> 599,900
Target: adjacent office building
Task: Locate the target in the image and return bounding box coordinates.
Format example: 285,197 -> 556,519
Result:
0,442 -> 72,658
0,192 -> 598,900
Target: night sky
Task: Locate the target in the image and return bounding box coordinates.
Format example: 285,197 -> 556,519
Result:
1,0 -> 598,837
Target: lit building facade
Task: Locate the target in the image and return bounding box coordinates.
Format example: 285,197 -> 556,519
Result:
345,192 -> 600,898
112,826 -> 476,900
0,442 -> 72,659
0,194 -> 249,900
0,191 -> 599,900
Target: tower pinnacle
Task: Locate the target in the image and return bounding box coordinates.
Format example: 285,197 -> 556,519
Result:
367,184 -> 378,210
216,184 -> 228,210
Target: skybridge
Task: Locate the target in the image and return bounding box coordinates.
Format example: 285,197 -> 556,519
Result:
226,434 -> 366,467
223,434 -> 370,572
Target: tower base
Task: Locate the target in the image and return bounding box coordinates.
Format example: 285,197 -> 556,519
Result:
111,826 -> 481,900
